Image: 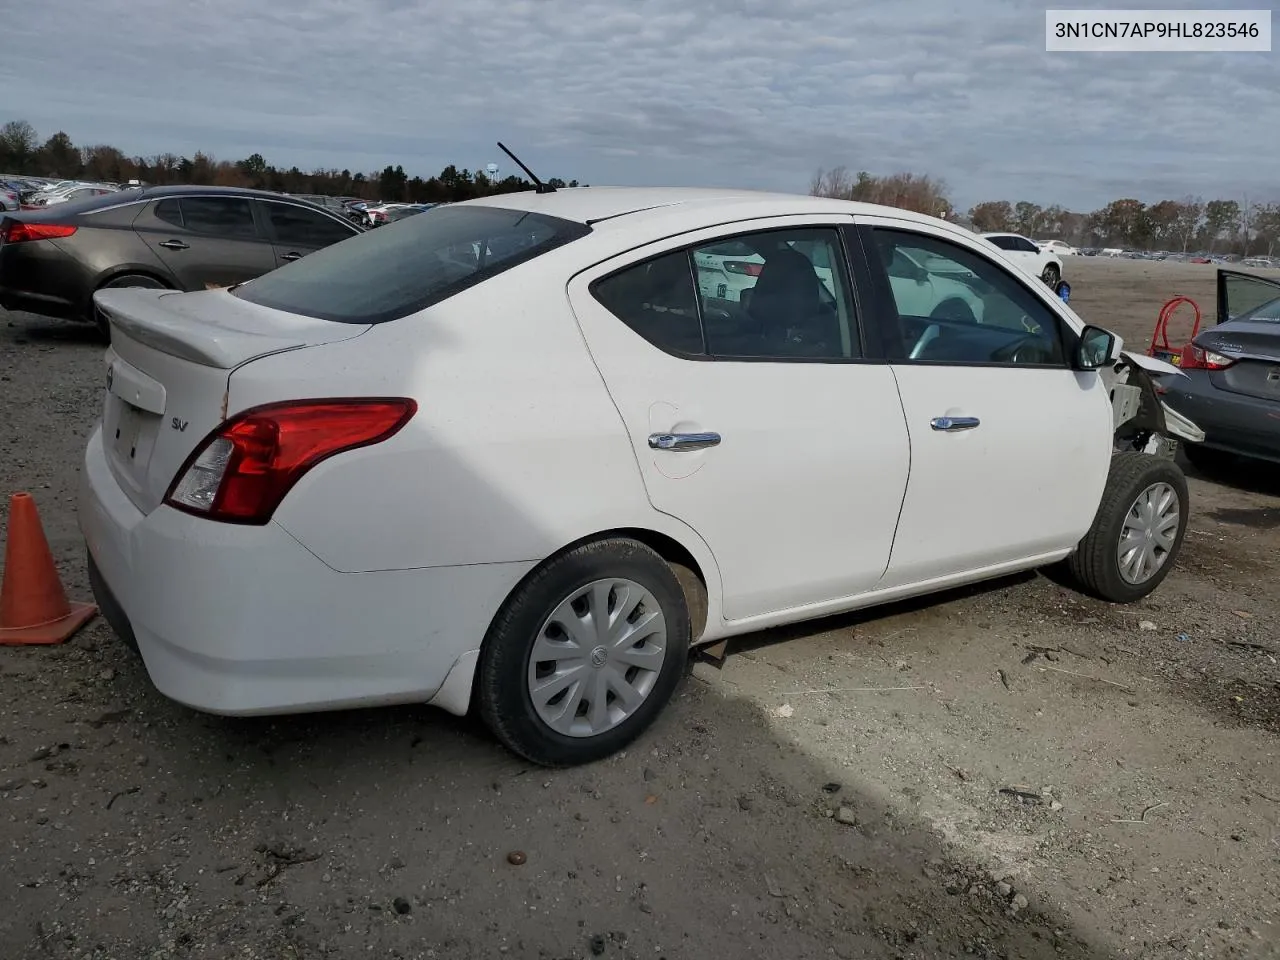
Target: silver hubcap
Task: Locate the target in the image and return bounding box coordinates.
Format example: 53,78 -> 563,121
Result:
1117,482 -> 1180,585
527,579 -> 668,738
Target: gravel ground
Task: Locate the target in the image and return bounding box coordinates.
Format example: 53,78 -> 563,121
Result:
1,258 -> 1278,959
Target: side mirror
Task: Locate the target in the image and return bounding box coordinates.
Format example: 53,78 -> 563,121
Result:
1075,324 -> 1116,370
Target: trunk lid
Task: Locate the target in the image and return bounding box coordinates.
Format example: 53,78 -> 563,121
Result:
1197,321 -> 1280,403
95,286 -> 369,514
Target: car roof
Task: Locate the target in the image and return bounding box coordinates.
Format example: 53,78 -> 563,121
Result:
460,186 -> 956,232
135,184 -> 309,202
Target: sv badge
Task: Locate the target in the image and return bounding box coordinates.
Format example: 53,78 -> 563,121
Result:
171,417 -> 189,432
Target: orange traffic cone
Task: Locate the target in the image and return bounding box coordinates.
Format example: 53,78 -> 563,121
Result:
0,492 -> 97,645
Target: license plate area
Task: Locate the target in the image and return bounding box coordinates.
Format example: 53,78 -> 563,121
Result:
102,389 -> 160,478
114,401 -> 145,462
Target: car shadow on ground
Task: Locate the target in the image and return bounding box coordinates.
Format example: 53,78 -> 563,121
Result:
1179,449 -> 1280,499
721,571 -> 1041,657
2,616 -> 1128,960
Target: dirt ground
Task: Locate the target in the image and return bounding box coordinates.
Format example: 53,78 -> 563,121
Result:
1,257 -> 1278,960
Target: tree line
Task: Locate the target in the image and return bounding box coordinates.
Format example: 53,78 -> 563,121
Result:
0,120 -> 583,205
812,165 -> 1279,256
4,119 -> 1274,254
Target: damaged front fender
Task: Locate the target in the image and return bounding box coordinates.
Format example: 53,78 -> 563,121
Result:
1103,352 -> 1205,453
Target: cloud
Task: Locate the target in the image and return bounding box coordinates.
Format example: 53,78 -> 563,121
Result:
1,0 -> 1274,211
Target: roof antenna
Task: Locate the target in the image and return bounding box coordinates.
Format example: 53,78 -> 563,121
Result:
497,142 -> 556,194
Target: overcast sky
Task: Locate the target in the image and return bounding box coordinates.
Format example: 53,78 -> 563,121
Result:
4,0 -> 1275,212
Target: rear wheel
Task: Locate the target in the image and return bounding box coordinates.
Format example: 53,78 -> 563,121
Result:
94,274 -> 169,340
1041,263 -> 1061,287
1066,452 -> 1189,603
477,538 -> 691,766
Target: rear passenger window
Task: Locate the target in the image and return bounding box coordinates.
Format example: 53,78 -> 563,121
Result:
693,228 -> 859,359
179,197 -> 258,239
593,252 -> 705,356
154,199 -> 183,227
591,227 -> 860,360
592,228 -> 861,361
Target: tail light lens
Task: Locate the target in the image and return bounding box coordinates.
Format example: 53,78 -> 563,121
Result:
164,398 -> 417,524
1,221 -> 77,244
1179,343 -> 1235,370
723,260 -> 764,277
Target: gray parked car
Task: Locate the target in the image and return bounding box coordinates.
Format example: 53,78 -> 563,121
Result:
0,185 -> 364,338
1158,269 -> 1280,468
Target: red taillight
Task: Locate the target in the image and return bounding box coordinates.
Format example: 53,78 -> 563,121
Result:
1,221 -> 77,244
1178,343 -> 1235,370
164,398 -> 417,524
723,260 -> 764,277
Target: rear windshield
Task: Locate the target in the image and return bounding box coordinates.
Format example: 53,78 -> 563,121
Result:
232,204 -> 591,324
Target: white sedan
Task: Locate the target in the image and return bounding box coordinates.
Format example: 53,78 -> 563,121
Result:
81,187 -> 1200,766
980,231 -> 1065,287
1038,239 -> 1077,256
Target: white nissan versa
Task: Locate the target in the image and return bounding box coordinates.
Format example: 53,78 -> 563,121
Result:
80,186 -> 1203,766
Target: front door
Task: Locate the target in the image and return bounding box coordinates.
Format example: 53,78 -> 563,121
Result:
855,218 -> 1114,587
137,195 -> 277,291
568,218 -> 911,623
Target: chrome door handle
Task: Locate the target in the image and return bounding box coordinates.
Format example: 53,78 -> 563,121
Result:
158,239 -> 189,250
281,252 -> 303,261
930,416 -> 980,432
648,432 -> 721,451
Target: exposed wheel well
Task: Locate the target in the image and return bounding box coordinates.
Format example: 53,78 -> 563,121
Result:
603,527 -> 709,643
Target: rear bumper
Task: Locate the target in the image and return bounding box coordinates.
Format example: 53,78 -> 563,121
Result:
1160,371 -> 1280,463
78,425 -> 533,716
0,285 -> 83,321
0,240 -> 89,321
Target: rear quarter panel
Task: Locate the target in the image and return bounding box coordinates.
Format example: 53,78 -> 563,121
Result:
226,245 -> 723,598
65,201 -> 177,309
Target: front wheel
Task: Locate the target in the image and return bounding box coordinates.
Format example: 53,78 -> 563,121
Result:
1041,263 -> 1061,287
1066,452 -> 1189,603
477,538 -> 691,766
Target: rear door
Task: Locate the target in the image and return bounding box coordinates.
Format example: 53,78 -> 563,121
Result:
568,216 -> 912,623
855,217 -> 1113,587
257,198 -> 362,268
136,195 -> 277,291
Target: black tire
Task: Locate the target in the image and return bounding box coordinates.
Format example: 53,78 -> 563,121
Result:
1066,452 -> 1189,603
1041,263 -> 1061,287
477,538 -> 692,767
94,274 -> 169,340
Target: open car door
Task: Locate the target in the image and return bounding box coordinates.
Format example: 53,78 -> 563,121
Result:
1217,268 -> 1280,325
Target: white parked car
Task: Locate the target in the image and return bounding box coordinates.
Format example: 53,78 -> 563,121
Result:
81,187 -> 1201,766
1038,240 -> 1077,256
37,184 -> 117,206
981,232 -> 1064,287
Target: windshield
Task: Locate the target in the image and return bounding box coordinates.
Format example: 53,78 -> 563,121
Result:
232,203 -> 591,324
